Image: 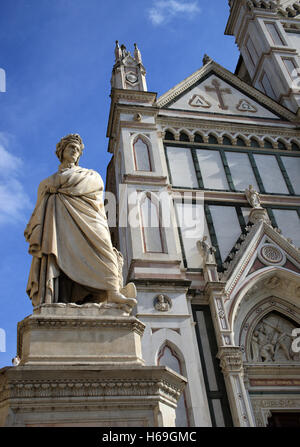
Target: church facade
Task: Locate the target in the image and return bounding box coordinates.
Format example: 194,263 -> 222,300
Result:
105,0 -> 300,427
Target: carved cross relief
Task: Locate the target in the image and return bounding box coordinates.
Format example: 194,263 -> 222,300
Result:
205,79 -> 232,110
187,78 -> 258,113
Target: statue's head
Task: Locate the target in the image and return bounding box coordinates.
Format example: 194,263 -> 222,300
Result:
55,134 -> 84,165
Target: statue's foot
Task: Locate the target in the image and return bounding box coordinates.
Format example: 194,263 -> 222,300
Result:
120,282 -> 137,299
107,290 -> 137,308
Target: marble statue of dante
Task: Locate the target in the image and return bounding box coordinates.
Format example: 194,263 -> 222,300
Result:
24,134 -> 136,309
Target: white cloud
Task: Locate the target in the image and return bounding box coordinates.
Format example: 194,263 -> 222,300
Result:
148,0 -> 201,26
0,140 -> 32,225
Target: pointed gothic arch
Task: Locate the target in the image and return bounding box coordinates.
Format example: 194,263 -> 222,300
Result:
164,129 -> 176,141
229,267 -> 300,331
263,137 -> 275,149
157,341 -> 190,427
237,296 -> 300,363
222,134 -> 234,145
132,134 -> 152,171
179,130 -> 190,142
193,131 -> 204,143
290,140 -> 300,152
207,132 -> 219,145
277,138 -> 288,151
249,136 -> 262,148
235,134 -> 248,147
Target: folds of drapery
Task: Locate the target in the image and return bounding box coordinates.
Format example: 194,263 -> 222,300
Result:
24,166 -> 120,306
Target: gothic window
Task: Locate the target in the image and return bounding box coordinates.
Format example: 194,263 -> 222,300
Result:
164,130 -> 175,141
292,142 -> 300,152
157,344 -> 190,427
133,136 -> 152,171
194,132 -> 203,143
179,131 -> 190,142
140,194 -> 164,253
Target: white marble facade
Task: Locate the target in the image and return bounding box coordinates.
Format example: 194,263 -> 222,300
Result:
106,1 -> 300,427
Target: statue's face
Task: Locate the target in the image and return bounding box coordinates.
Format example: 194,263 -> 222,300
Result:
63,142 -> 81,164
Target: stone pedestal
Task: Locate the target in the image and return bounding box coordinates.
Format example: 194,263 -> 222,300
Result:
17,304 -> 145,366
0,304 -> 186,427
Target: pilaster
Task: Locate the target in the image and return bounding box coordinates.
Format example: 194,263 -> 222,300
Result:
217,347 -> 256,427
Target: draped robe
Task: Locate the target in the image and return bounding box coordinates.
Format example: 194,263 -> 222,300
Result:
24,165 -> 119,306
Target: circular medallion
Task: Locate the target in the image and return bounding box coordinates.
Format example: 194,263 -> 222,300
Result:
260,244 -> 284,264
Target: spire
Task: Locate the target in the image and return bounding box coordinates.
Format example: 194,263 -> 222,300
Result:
111,42 -> 147,91
134,43 -> 142,64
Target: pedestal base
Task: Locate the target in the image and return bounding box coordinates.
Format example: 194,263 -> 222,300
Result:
0,365 -> 186,427
0,304 -> 186,427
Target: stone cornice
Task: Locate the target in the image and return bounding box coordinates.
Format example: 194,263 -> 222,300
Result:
171,189 -> 300,208
17,316 -> 145,336
123,174 -> 168,186
158,114 -> 300,135
0,366 -> 187,405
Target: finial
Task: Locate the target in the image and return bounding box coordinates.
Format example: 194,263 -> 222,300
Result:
114,40 -> 122,62
202,54 -> 212,65
134,43 -> 142,64
120,44 -> 129,59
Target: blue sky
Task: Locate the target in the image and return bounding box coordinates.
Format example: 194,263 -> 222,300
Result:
0,0 -> 239,367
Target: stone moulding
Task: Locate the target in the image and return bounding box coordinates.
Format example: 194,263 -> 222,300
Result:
0,366 -> 186,405
17,317 -> 145,336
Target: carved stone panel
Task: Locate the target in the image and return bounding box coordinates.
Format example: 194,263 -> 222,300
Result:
250,312 -> 300,363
